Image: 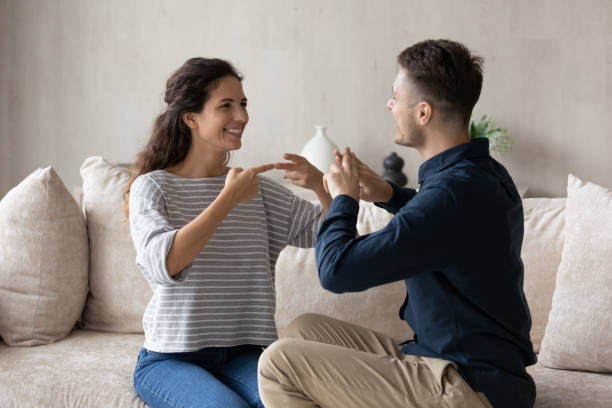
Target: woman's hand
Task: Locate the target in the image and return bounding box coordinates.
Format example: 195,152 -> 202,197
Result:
222,164 -> 275,206
275,154 -> 326,193
275,153 -> 332,213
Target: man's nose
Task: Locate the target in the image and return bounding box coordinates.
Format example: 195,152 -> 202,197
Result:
386,99 -> 393,110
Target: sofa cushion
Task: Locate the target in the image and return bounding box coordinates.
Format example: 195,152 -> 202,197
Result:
521,198 -> 566,353
527,364 -> 612,408
0,329 -> 146,407
0,167 -> 88,346
275,202 -> 414,342
539,175 -> 612,372
80,157 -> 152,333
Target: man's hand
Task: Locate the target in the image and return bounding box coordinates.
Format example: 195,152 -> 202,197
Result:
323,147 -> 360,200
332,150 -> 393,203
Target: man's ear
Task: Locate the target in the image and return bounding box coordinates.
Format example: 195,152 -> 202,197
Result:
182,112 -> 197,129
416,101 -> 432,125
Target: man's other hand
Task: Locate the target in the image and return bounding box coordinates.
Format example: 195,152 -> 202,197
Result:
332,150 -> 393,203
323,147 -> 360,201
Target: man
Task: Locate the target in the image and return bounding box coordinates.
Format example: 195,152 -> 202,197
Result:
258,39 -> 537,408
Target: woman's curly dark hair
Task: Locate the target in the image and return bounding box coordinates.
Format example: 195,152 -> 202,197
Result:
122,58 -> 242,219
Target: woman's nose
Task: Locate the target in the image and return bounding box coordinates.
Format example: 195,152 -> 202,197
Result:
386,99 -> 393,110
235,107 -> 248,123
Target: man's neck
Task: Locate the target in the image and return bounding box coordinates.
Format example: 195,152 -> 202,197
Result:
418,128 -> 470,161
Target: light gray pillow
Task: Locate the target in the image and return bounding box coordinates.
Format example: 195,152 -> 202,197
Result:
521,198 -> 566,353
80,156 -> 152,333
0,167 -> 88,346
539,175 -> 612,372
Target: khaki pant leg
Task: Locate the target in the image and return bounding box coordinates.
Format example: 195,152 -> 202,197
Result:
283,313 -> 402,357
258,337 -> 492,408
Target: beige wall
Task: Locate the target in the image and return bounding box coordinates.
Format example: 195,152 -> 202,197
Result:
1,0 -> 611,198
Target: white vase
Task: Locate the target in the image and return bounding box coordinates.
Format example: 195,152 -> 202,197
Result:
300,125 -> 339,173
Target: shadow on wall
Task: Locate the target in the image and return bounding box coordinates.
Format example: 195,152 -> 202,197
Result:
509,132 -> 572,198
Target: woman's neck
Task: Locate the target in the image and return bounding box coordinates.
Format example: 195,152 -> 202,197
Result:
166,146 -> 228,178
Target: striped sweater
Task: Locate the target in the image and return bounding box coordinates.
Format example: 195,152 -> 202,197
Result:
129,170 -> 323,352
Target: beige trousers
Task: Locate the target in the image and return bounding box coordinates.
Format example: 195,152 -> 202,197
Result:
258,313 -> 492,408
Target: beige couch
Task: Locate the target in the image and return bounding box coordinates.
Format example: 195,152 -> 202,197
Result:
1,158 -> 611,407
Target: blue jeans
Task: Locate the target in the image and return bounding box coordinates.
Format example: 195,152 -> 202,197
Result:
133,345 -> 264,408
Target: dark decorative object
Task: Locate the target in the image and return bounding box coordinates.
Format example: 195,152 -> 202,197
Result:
382,152 -> 408,187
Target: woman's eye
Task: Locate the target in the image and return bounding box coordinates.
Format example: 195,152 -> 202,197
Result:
241,102 -> 247,108
220,104 -> 230,109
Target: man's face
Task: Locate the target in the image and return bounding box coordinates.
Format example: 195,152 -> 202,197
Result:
386,68 -> 424,148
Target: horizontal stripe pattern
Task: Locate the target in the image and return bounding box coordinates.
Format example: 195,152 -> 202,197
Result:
129,170 -> 323,352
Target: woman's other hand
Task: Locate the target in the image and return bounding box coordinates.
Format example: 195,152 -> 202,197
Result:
275,153 -> 332,213
275,154 -> 326,194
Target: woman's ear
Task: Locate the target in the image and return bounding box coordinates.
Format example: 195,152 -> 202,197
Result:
182,112 -> 197,129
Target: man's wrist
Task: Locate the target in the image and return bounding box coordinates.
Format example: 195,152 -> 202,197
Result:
333,190 -> 359,202
379,181 -> 394,203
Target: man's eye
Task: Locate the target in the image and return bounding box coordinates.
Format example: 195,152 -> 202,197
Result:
241,102 -> 247,108
220,104 -> 230,109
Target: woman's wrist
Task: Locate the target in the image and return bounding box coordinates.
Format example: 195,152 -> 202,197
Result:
218,187 -> 240,210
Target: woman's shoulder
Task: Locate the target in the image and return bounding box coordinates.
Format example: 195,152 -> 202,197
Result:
258,176 -> 294,203
131,171 -> 168,198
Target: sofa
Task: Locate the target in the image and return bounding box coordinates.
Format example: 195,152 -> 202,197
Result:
1,156 -> 611,407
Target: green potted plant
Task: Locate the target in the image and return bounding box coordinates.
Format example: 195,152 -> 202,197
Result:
469,115 -> 513,154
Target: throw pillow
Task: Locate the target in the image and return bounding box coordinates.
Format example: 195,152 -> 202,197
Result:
0,167 -> 88,346
521,198 -> 566,353
539,175 -> 612,372
80,157 -> 152,333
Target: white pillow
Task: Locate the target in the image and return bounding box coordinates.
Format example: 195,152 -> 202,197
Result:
539,175 -> 612,372
80,157 -> 152,333
0,167 -> 88,345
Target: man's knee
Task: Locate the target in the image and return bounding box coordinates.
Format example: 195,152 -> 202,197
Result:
258,338 -> 302,382
283,312 -> 329,339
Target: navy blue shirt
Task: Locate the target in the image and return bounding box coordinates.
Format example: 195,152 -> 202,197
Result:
315,138 -> 537,408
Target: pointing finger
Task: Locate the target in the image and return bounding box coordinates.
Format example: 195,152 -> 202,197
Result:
251,163 -> 275,174
274,162 -> 296,171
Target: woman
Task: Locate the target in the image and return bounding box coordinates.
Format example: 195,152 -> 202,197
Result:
124,57 -> 331,408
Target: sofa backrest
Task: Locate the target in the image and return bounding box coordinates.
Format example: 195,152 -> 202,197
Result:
78,157 -> 567,353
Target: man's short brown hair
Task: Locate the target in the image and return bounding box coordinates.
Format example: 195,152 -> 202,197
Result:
397,39 -> 484,125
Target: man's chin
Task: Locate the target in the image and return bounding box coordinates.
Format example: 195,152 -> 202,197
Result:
393,134 -> 406,146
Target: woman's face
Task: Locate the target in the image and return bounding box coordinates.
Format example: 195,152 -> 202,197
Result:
189,75 -> 249,153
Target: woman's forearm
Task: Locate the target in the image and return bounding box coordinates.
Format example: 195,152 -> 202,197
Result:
313,183 -> 332,214
166,190 -> 235,277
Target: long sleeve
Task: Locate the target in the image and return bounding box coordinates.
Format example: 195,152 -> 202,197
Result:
315,187 -> 457,293
286,195 -> 325,248
129,175 -> 187,287
374,181 -> 418,214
